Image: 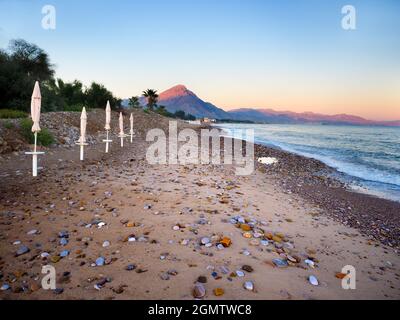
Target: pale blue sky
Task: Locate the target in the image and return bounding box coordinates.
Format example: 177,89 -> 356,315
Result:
0,0 -> 399,120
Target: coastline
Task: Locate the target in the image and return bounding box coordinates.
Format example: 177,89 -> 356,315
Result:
0,111 -> 399,300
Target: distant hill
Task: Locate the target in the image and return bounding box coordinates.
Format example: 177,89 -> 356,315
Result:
228,108 -> 400,126
122,85 -> 400,126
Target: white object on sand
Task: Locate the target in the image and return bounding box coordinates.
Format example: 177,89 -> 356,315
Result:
75,107 -> 88,161
25,81 -> 45,177
118,112 -> 127,147
102,101 -> 113,153
129,113 -> 134,143
257,157 -> 278,165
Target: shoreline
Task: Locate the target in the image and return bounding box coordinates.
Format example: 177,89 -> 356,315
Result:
215,125 -> 400,249
252,141 -> 400,249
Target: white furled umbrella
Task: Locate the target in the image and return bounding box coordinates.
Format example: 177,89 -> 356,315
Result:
102,101 -> 112,153
105,101 -> 111,130
31,81 -> 41,135
75,107 -> 88,161
118,112 -> 127,147
129,113 -> 134,143
25,81 -> 45,177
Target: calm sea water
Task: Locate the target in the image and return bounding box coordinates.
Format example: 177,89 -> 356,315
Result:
217,123 -> 400,202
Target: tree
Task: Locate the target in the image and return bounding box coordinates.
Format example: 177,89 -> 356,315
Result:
85,82 -> 120,109
0,39 -> 55,111
128,96 -> 140,109
142,89 -> 158,111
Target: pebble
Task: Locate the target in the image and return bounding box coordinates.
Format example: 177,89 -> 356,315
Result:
102,241 -> 110,247
272,258 -> 289,268
1,283 -> 11,291
220,237 -> 231,247
53,288 -> 64,295
243,281 -> 254,291
41,252 -> 50,259
242,265 -> 254,273
236,270 -> 245,277
125,264 -> 136,271
172,225 -> 180,231
60,250 -> 70,257
308,275 -> 319,286
16,245 -> 30,256
58,231 -> 69,238
214,288 -> 224,296
193,283 -> 206,299
96,257 -> 105,266
305,259 -> 315,268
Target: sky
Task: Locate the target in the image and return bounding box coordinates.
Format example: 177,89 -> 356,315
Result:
0,0 -> 399,121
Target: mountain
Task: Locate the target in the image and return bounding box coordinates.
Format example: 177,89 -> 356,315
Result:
122,85 -> 230,119
122,85 -> 400,126
228,108 -> 400,126
155,85 -> 230,119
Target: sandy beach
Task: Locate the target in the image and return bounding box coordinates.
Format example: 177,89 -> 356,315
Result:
0,109 -> 399,300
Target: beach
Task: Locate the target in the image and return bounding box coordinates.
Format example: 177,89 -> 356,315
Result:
0,109 -> 399,300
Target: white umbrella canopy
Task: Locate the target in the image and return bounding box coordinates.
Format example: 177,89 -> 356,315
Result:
119,112 -> 124,135
31,81 -> 41,133
105,100 -> 111,130
130,113 -> 134,134
79,107 -> 87,143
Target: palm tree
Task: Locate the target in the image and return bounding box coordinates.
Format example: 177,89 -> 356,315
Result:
142,89 -> 158,111
128,96 -> 140,109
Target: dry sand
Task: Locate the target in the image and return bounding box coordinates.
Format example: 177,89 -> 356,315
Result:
0,110 -> 399,300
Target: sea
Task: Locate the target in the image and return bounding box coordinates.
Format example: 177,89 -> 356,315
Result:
216,123 -> 400,202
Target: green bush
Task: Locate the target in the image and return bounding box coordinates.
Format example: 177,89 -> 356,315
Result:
0,109 -> 28,119
19,118 -> 55,146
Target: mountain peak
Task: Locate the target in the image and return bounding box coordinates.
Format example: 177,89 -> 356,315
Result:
159,84 -> 196,100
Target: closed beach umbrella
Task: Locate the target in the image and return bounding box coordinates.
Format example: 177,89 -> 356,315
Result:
105,100 -> 111,130
79,107 -> 87,143
130,113 -> 134,134
31,81 -> 41,133
130,113 -> 134,143
119,112 -> 124,135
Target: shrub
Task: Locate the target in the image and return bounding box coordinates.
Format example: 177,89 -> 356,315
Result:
19,118 -> 55,146
3,120 -> 14,129
0,109 -> 28,119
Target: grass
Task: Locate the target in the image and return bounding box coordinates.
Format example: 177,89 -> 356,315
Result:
0,109 -> 28,119
19,118 -> 55,146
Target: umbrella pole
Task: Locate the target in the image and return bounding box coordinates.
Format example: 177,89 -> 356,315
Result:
120,136 -> 124,147
34,132 -> 37,153
80,145 -> 84,161
33,132 -> 38,177
106,130 -> 109,153
32,154 -> 38,177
